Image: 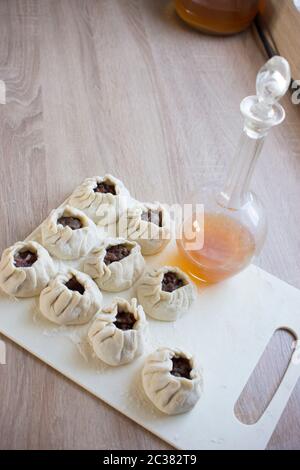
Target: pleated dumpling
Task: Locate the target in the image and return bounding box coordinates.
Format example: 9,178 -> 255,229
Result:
142,347 -> 202,415
0,241 -> 55,298
137,266 -> 195,321
84,238 -> 145,292
119,202 -> 171,255
69,174 -> 130,226
39,269 -> 102,325
88,297 -> 147,366
41,205 -> 99,260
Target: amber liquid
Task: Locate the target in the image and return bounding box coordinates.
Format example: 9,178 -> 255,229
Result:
175,212 -> 256,284
175,0 -> 264,35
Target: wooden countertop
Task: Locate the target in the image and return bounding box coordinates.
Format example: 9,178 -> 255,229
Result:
0,0 -> 299,450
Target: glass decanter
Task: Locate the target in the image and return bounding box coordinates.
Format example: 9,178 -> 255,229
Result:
176,56 -> 291,284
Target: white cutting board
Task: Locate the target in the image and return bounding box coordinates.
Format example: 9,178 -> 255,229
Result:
0,207 -> 300,450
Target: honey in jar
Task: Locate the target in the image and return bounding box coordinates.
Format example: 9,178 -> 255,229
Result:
175,0 -> 264,35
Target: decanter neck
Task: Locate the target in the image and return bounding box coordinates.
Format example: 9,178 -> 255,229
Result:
217,128 -> 265,210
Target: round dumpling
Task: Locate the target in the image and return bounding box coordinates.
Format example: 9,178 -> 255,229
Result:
118,201 -> 171,255
88,297 -> 147,366
69,174 -> 130,226
41,205 -> 99,260
137,266 -> 195,321
142,347 -> 202,415
84,238 -> 145,292
0,240 -> 56,298
39,269 -> 102,325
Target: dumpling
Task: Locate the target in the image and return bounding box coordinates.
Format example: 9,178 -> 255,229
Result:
137,266 -> 195,321
142,347 -> 202,415
69,174 -> 130,226
84,238 -> 145,292
88,297 -> 147,366
39,269 -> 102,325
0,240 -> 56,298
118,202 -> 171,255
41,205 -> 99,260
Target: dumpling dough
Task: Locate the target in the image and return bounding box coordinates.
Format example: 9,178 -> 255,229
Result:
119,202 -> 171,255
88,297 -> 147,366
84,238 -> 145,292
41,205 -> 99,260
39,269 -> 102,325
142,347 -> 202,415
0,240 -> 55,298
137,266 -> 195,321
69,174 -> 130,226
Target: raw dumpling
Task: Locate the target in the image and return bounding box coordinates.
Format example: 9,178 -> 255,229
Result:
88,297 -> 147,366
84,238 -> 145,292
39,269 -> 102,325
142,347 -> 202,415
137,266 -> 195,321
118,202 -> 171,255
41,205 -> 99,260
69,174 -> 130,226
0,240 -> 55,298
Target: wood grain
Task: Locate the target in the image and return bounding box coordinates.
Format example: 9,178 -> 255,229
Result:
0,0 -> 300,450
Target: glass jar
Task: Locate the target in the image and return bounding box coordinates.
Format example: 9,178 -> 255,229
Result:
175,0 -> 265,35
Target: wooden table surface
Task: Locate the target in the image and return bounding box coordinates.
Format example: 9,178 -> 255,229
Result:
0,0 -> 300,450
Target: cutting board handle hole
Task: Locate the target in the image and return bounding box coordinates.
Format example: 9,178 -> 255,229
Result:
234,328 -> 296,425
